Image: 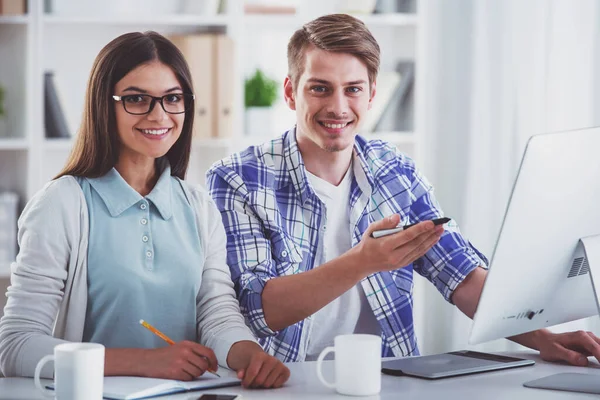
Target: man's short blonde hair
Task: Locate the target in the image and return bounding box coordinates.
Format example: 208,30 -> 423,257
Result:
287,14 -> 380,91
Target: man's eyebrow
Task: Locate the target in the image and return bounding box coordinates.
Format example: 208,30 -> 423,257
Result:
305,78 -> 367,85
306,78 -> 331,85
346,80 -> 367,86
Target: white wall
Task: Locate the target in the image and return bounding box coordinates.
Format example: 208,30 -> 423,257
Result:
418,0 -> 600,355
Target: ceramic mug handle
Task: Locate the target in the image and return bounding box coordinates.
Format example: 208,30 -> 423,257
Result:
34,355 -> 55,397
316,346 -> 336,389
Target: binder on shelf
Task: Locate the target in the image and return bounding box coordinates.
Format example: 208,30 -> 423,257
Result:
52,73 -> 77,136
170,33 -> 235,140
0,192 -> 18,271
0,0 -> 26,16
362,71 -> 402,133
44,72 -> 70,139
170,34 -> 215,139
215,35 -> 234,138
372,61 -> 414,133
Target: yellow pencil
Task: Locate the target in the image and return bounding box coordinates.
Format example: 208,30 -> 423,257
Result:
139,319 -> 220,377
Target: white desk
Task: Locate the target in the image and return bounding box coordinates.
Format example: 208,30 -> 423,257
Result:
1,352 -> 600,399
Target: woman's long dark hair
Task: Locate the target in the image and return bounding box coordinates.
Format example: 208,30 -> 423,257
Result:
55,31 -> 195,180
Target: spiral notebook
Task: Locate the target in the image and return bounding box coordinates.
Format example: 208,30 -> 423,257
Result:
48,375 -> 241,400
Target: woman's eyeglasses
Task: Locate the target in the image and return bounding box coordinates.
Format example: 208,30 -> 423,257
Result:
112,93 -> 195,115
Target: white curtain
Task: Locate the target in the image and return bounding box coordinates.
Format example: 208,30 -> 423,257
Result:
415,0 -> 600,355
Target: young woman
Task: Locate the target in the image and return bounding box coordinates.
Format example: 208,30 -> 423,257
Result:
0,31 -> 289,389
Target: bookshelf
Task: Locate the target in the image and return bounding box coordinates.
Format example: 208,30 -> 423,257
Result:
0,0 -> 425,283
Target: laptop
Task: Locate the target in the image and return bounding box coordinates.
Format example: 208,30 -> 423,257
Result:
381,350 -> 534,379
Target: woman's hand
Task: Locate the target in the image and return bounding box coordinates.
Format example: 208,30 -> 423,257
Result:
227,341 -> 290,388
105,341 -> 219,381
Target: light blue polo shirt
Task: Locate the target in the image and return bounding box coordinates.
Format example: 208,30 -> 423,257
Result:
80,165 -> 203,349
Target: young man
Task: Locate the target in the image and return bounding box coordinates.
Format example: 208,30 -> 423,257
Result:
207,14 -> 600,364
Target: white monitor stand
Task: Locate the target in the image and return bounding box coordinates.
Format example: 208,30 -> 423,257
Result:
523,234 -> 600,395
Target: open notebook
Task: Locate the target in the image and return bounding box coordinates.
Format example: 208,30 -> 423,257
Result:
48,375 -> 241,400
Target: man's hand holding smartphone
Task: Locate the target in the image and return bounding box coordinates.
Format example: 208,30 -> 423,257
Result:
371,217 -> 451,238
350,214 -> 446,276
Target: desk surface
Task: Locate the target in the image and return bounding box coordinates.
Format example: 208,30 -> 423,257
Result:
2,352 -> 600,399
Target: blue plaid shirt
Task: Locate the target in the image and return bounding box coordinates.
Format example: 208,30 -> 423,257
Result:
207,129 -> 488,362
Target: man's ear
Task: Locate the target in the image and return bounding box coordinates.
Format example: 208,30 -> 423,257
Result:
284,76 -> 296,111
368,80 -> 377,110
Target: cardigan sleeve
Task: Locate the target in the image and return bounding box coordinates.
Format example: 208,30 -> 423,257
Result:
188,183 -> 258,368
0,177 -> 83,377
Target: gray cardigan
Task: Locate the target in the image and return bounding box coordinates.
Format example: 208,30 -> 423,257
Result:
0,176 -> 257,378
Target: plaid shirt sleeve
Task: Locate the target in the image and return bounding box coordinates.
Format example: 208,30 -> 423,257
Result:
404,161 -> 489,303
206,165 -> 279,338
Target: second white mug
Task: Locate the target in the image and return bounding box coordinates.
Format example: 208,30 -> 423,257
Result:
34,342 -> 105,400
316,334 -> 382,396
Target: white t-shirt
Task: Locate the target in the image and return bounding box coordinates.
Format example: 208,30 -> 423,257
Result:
304,165 -> 381,361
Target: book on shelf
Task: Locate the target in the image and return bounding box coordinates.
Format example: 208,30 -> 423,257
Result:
365,61 -> 414,134
373,0 -> 416,13
0,192 -> 18,271
52,73 -> 77,136
44,72 -> 71,139
170,34 -> 215,140
48,374 -> 241,400
362,70 -> 402,133
377,61 -> 414,132
170,33 -> 235,139
0,0 -> 26,16
215,34 -> 234,139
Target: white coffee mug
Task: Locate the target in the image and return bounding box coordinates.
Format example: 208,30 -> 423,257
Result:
316,334 -> 382,396
34,342 -> 105,400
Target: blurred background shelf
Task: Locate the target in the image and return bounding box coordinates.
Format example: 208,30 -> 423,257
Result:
243,13 -> 417,28
0,139 -> 28,150
243,13 -> 418,29
43,14 -> 230,27
0,15 -> 29,24
242,14 -> 302,28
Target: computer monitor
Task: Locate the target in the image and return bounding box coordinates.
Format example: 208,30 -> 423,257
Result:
470,126 -> 600,344
469,126 -> 600,392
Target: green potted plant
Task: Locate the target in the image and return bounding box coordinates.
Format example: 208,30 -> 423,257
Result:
244,69 -> 278,136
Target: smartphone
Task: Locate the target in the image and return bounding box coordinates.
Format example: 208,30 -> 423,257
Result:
194,395 -> 241,400
371,217 -> 451,239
